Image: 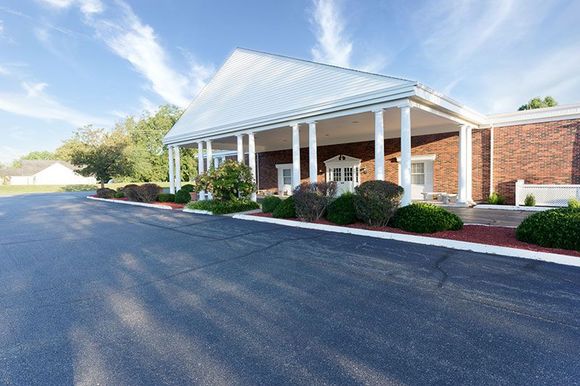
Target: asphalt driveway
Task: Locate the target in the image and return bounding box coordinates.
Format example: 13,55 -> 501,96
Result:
0,193 -> 579,385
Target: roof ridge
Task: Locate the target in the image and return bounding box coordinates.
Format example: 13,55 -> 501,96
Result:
234,47 -> 416,84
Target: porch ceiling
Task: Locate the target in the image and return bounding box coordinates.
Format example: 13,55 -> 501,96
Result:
201,107 -> 459,153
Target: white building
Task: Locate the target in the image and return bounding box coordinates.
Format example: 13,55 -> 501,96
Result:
0,160 -> 97,186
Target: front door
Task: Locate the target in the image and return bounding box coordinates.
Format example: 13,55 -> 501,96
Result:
409,161 -> 434,200
325,155 -> 361,195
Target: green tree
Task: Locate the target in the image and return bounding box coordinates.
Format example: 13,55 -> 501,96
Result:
518,96 -> 558,111
68,126 -> 133,188
11,150 -> 58,168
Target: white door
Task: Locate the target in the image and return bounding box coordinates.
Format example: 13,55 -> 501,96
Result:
278,167 -> 292,195
410,161 -> 434,200
327,165 -> 360,195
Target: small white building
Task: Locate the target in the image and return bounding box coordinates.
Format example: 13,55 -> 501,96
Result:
0,160 -> 96,185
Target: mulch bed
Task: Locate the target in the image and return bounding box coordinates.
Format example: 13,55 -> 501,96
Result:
252,212 -> 580,257
90,196 -> 185,210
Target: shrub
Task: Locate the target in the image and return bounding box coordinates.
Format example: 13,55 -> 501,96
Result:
113,190 -> 125,199
186,198 -> 259,214
174,188 -> 192,204
157,193 -> 175,202
96,188 -> 116,199
391,203 -> 463,233
293,182 -> 337,221
180,184 -> 195,193
524,194 -> 536,207
273,196 -> 296,218
516,208 -> 580,251
196,160 -> 255,200
354,180 -> 404,226
568,198 -> 580,209
487,192 -> 505,205
123,184 -> 161,203
262,196 -> 282,213
326,192 -> 357,225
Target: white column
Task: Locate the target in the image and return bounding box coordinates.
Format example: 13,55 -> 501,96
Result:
236,134 -> 244,163
400,104 -> 412,206
308,122 -> 318,184
291,123 -> 301,189
206,140 -> 213,171
374,110 -> 385,180
197,141 -> 205,200
248,132 -> 257,202
174,146 -> 181,191
466,126 -> 473,203
458,125 -> 468,204
168,146 -> 175,194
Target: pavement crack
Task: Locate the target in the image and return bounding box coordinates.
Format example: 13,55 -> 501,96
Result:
433,252 -> 454,288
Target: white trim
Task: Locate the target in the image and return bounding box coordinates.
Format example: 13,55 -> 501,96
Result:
87,196 -> 173,210
275,163 -> 293,169
232,214 -> 580,267
475,204 -> 553,212
396,154 -> 436,162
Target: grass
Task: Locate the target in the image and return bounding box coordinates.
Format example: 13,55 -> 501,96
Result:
0,182 -> 171,196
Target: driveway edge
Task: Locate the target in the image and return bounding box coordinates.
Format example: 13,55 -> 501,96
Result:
87,196 -> 173,210
232,214 -> 580,267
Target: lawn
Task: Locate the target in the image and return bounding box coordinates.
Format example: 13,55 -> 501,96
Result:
0,182 -> 171,196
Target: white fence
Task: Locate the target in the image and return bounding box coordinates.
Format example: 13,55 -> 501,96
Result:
515,180 -> 580,207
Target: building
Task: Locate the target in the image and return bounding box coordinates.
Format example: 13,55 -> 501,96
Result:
163,48 -> 580,205
0,160 -> 97,185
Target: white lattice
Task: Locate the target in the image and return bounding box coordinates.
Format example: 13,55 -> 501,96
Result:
515,180 -> 580,207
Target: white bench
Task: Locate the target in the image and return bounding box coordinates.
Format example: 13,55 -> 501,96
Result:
421,192 -> 445,201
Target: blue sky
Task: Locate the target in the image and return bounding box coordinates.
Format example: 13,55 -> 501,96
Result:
1,0 -> 580,164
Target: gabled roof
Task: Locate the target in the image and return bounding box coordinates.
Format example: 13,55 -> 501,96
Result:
164,48 -> 416,144
0,160 -> 76,177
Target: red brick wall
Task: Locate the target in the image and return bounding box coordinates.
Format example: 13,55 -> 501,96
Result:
492,119 -> 580,203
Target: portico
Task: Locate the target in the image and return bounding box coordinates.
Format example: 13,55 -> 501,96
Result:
163,48 -> 484,205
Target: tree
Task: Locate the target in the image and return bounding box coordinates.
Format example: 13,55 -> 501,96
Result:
68,126 -> 133,188
11,150 -> 58,168
518,96 -> 558,111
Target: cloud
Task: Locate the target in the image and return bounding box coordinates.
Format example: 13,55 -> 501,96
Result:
310,0 -> 352,67
0,82 -> 107,127
37,0 -> 103,16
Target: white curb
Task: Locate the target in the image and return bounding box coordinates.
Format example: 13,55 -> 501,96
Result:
232,214 -> 580,268
87,196 -> 173,210
474,204 -> 551,212
182,208 -> 213,215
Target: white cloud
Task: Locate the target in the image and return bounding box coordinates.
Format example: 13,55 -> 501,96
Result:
37,0 -> 103,16
38,0 -> 75,9
310,0 -> 352,68
0,82 -> 107,127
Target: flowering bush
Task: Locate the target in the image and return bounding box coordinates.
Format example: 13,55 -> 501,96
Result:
195,160 -> 255,201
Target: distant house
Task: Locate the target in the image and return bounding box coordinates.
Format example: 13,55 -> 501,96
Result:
0,160 -> 96,185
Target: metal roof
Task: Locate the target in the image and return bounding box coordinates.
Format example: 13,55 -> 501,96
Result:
164,48 -> 416,144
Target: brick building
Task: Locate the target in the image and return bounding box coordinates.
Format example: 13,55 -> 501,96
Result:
164,48 -> 580,205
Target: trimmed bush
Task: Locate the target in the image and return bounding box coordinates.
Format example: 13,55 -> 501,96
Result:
157,193 -> 176,202
487,192 -> 505,205
186,198 -> 259,214
273,196 -> 296,218
262,196 -> 282,213
516,208 -> 580,251
568,198 -> 580,209
293,182 -> 337,221
181,184 -> 195,193
524,194 -> 536,207
113,190 -> 125,199
391,203 -> 463,233
96,188 -> 116,199
326,193 -> 357,225
174,188 -> 192,204
354,180 -> 404,226
122,184 -> 161,203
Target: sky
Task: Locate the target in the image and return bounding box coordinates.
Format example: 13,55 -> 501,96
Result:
1,0 -> 580,164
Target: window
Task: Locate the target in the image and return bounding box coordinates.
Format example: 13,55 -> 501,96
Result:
332,167 -> 342,181
282,168 -> 292,185
354,167 -> 359,183
411,162 -> 425,185
344,167 -> 353,181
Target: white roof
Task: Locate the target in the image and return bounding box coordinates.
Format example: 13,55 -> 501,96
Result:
164,48 -> 415,144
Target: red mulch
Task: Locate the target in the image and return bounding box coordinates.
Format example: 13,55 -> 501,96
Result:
89,196 -> 185,210
252,212 -> 580,257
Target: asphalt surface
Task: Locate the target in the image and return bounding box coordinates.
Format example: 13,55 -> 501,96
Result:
0,192 -> 579,385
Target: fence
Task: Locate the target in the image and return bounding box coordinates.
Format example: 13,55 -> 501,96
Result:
515,180 -> 580,207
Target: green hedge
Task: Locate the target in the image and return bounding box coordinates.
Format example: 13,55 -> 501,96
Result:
487,192 -> 505,205
354,181 -> 403,226
96,188 -> 116,199
273,196 -> 296,218
262,196 -> 282,213
181,184 -> 195,193
157,193 -> 175,202
516,208 -> 580,251
186,198 -> 259,215
391,203 -> 463,233
326,193 -> 357,225
174,189 -> 192,204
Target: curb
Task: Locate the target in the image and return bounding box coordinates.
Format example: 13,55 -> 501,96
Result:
87,196 -> 173,210
474,204 -> 551,212
182,208 -> 213,215
232,214 -> 580,268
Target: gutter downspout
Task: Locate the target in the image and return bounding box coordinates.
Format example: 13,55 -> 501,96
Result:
489,124 -> 494,196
